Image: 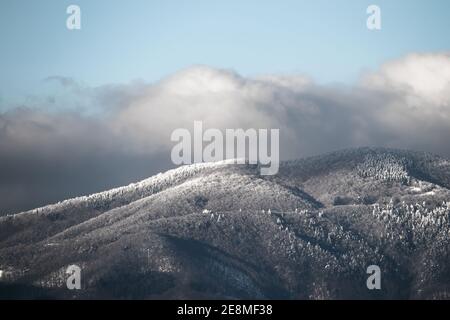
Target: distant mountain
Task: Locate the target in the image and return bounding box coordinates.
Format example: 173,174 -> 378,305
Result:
1,147 -> 450,299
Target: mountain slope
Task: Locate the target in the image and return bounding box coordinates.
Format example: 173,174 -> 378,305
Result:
1,147 -> 450,299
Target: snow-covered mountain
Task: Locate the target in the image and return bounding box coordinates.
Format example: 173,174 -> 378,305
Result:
1,147 -> 450,299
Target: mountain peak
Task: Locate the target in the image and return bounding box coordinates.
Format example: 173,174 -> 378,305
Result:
1,147 -> 450,299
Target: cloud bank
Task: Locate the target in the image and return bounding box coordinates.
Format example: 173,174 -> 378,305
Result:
1,52 -> 450,214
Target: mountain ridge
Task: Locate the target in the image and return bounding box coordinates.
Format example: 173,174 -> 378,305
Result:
1,147 -> 450,299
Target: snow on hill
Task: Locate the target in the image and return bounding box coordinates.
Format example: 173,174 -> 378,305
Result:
1,147 -> 450,299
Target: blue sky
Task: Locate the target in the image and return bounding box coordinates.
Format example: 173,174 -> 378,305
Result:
1,0 -> 449,108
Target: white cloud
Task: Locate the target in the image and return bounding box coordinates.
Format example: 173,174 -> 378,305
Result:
4,53 -> 450,158
361,52 -> 450,107
1,52 -> 450,213
104,53 -> 450,158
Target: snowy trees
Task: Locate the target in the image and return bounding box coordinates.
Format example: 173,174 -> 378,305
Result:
370,200 -> 450,246
357,153 -> 411,184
